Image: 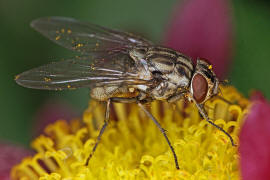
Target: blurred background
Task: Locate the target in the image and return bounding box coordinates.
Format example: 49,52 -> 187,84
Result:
0,0 -> 269,147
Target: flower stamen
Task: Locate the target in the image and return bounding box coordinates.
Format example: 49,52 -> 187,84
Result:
11,86 -> 248,179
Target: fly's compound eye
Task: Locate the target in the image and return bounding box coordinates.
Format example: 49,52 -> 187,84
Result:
191,73 -> 208,103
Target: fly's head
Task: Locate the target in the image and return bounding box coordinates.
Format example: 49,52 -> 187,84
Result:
190,59 -> 219,104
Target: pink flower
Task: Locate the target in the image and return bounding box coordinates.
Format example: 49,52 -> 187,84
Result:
164,1 -> 270,179
239,94 -> 270,180
7,0 -> 267,179
0,142 -> 32,180
164,0 -> 233,79
0,100 -> 76,179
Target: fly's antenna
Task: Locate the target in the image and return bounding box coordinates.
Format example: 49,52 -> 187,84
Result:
220,79 -> 229,85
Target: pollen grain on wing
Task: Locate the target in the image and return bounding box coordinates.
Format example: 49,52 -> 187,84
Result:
11,86 -> 249,180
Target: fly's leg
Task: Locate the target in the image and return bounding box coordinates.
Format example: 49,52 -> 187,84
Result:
85,96 -> 180,169
108,97 -> 180,169
85,97 -> 139,166
85,99 -> 111,166
195,102 -> 236,146
110,97 -> 138,103
138,103 -> 180,170
167,91 -> 187,103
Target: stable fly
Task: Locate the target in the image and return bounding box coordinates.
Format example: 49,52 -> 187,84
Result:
15,17 -> 235,169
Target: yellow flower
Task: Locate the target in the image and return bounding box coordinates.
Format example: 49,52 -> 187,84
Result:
11,86 -> 249,180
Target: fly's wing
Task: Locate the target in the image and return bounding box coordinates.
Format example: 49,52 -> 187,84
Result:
15,53 -> 152,90
31,16 -> 153,54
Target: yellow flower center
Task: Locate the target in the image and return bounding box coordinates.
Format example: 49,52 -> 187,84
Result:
11,86 -> 249,180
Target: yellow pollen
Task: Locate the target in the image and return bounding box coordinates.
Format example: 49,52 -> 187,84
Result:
129,87 -> 135,93
76,43 -> 83,48
44,77 -> 51,82
11,86 -> 249,179
67,29 -> 72,34
208,65 -> 213,70
14,75 -> 20,80
55,36 -> 61,41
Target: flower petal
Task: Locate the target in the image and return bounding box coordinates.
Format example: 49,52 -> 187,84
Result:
164,0 -> 233,78
239,96 -> 270,179
0,142 -> 31,180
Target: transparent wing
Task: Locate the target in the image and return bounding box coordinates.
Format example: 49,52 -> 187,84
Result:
15,53 -> 152,90
31,16 -> 153,54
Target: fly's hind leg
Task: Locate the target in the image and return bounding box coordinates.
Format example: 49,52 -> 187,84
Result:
85,99 -> 111,166
85,96 -> 138,166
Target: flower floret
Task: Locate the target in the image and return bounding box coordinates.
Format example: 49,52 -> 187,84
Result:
11,86 -> 247,180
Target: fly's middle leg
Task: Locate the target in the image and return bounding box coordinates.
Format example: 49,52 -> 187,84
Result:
138,103 -> 180,169
85,95 -> 180,169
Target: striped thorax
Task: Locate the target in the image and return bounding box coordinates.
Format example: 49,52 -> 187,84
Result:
130,46 -> 219,103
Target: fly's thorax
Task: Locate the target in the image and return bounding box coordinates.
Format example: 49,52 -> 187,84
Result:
129,48 -> 147,61
129,47 -> 152,80
141,46 -> 194,100
190,59 -> 219,104
146,47 -> 176,73
129,46 -> 197,101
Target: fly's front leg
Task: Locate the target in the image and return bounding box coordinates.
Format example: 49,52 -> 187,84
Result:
85,99 -> 111,166
195,102 -> 236,146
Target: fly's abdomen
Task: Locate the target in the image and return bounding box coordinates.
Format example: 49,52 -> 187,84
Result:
90,86 -> 138,101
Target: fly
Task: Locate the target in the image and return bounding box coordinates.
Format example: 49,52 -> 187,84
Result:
15,17 -> 236,170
